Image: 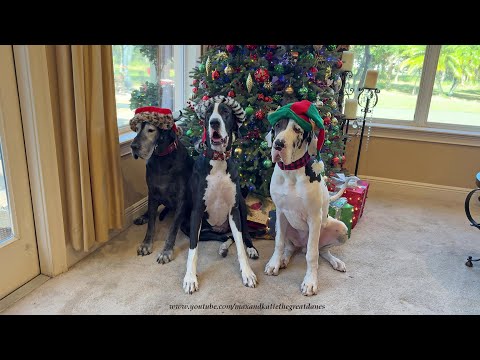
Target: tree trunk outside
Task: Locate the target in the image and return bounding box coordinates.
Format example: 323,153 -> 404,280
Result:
436,72 -> 444,95
448,77 -> 458,96
412,71 -> 420,95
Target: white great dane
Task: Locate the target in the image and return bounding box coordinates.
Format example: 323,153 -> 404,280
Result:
264,116 -> 349,296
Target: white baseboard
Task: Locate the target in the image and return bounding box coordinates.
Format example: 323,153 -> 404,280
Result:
124,197 -> 148,226
359,175 -> 471,204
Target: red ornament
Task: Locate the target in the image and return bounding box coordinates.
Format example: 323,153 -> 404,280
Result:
193,79 -> 198,85
341,155 -> 346,163
265,51 -> 274,61
255,110 -> 265,120
265,96 -> 273,102
267,45 -> 277,49
212,69 -> 220,80
257,94 -> 265,100
333,156 -> 339,164
336,59 -> 343,69
309,67 -> 318,76
226,45 -> 235,53
250,53 -> 258,61
202,95 -> 210,101
228,90 -> 236,97
323,116 -> 331,126
192,87 -> 198,93
254,68 -> 270,83
246,45 -> 257,50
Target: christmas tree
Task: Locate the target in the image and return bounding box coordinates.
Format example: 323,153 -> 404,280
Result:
180,45 -> 350,197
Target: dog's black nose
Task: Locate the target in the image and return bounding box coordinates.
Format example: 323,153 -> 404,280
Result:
209,118 -> 220,130
130,142 -> 140,151
274,139 -> 285,150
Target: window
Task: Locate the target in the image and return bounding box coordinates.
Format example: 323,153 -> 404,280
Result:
0,142 -> 13,243
112,45 -> 201,133
428,45 -> 480,127
349,45 -> 480,131
350,45 -> 426,121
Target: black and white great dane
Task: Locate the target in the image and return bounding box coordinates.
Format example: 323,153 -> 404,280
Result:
183,96 -> 259,294
264,117 -> 349,296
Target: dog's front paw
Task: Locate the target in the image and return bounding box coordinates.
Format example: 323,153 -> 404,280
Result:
264,257 -> 281,276
247,246 -> 259,259
241,267 -> 257,288
218,240 -> 232,258
183,274 -> 199,294
156,249 -> 174,264
301,274 -> 318,296
280,256 -> 290,269
329,258 -> 346,272
133,215 -> 148,225
137,242 -> 153,256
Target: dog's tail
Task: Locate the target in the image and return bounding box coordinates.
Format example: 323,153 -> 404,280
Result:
329,176 -> 357,202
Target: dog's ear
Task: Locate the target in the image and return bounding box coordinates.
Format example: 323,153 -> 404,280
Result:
233,120 -> 241,141
307,131 -> 318,156
265,129 -> 273,148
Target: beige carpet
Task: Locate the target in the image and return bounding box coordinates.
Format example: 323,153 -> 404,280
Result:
3,187 -> 480,315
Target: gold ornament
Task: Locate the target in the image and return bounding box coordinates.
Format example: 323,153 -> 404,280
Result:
326,112 -> 332,117
332,117 -> 338,126
234,147 -> 243,156
315,54 -> 326,67
205,56 -> 211,75
285,84 -> 294,95
224,64 -> 234,75
325,66 -> 332,79
214,51 -> 228,61
246,73 -> 253,93
331,100 -> 337,108
263,80 -> 272,91
313,45 -> 323,52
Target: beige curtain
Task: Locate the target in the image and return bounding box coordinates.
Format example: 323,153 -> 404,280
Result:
46,45 -> 124,252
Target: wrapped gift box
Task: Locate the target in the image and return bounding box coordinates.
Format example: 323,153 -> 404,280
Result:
328,197 -> 353,238
343,180 -> 369,228
245,194 -> 275,239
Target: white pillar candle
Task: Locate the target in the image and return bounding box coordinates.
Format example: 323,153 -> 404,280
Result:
341,51 -> 354,72
364,69 -> 379,89
344,98 -> 358,119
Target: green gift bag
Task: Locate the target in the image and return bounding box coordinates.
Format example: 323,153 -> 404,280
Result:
328,197 -> 353,238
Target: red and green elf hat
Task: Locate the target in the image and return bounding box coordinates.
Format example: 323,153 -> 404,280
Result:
267,100 -> 325,159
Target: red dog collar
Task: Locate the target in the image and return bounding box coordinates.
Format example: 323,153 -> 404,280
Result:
203,149 -> 231,161
277,152 -> 311,170
154,140 -> 178,157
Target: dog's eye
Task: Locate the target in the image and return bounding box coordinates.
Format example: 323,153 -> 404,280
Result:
293,127 -> 302,134
148,129 -> 155,133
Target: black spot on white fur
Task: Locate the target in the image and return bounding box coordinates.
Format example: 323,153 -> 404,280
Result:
305,158 -> 322,183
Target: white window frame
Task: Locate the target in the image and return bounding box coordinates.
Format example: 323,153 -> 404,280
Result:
357,45 -> 480,144
118,45 -> 201,148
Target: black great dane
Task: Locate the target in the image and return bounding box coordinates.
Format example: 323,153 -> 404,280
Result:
130,107 -> 233,264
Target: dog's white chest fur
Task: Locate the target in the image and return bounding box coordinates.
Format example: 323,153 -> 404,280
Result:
204,160 -> 236,226
270,166 -> 328,231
